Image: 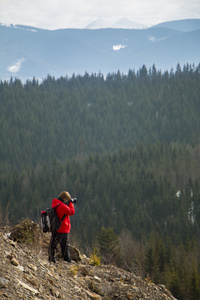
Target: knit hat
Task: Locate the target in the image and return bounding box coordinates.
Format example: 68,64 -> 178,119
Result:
59,191 -> 71,201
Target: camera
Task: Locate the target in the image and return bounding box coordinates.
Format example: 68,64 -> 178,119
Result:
70,198 -> 77,204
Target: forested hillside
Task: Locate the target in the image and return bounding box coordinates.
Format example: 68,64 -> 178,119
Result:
1,63 -> 200,299
0,63 -> 200,173
2,142 -> 200,243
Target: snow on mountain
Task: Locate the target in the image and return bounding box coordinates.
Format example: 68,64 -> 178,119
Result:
112,18 -> 147,29
112,44 -> 127,51
85,19 -> 114,29
7,58 -> 25,73
85,18 -> 147,29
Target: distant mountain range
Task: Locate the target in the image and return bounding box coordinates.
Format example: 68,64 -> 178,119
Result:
0,19 -> 200,81
85,18 -> 148,29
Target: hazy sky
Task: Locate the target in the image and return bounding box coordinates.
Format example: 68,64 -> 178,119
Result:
1,0 -> 200,29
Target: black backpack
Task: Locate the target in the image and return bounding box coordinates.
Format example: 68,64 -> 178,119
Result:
41,204 -> 66,233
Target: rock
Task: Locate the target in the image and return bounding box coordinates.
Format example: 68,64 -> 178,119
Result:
10,218 -> 40,244
8,240 -> 16,247
69,245 -> 81,262
79,266 -> 90,276
94,275 -> 101,283
0,277 -> 9,288
11,258 -> 19,266
18,279 -> 39,295
89,280 -> 111,296
28,263 -> 37,271
50,287 -> 60,298
6,253 -> 15,260
24,274 -> 39,287
85,289 -> 102,299
16,265 -> 24,272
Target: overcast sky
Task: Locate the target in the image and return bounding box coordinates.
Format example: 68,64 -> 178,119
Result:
0,0 -> 200,29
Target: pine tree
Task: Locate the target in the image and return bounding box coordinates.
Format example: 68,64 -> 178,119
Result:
97,227 -> 122,266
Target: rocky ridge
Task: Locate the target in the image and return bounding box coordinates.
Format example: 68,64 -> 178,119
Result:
0,220 -> 177,299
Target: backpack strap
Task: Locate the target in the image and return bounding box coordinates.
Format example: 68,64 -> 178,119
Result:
54,204 -> 60,210
54,203 -> 66,222
61,214 -> 66,221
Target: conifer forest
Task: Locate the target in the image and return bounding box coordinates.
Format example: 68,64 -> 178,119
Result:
1,63 -> 200,299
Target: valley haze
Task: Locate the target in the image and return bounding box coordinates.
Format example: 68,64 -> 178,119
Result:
0,18 -> 200,81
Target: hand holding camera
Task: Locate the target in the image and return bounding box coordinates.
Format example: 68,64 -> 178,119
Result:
69,198 -> 77,204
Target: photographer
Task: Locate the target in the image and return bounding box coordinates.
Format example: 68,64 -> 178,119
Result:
48,191 -> 76,263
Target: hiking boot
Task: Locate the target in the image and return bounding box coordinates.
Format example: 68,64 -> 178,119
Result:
64,258 -> 71,263
49,257 -> 56,263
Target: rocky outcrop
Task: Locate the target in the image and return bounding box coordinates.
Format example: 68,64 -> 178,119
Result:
0,220 -> 177,299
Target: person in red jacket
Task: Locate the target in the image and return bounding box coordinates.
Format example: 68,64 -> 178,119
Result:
48,191 -> 75,263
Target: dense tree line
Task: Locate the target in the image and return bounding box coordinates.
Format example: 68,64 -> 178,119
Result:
0,63 -> 200,299
0,63 -> 200,173
1,142 -> 200,243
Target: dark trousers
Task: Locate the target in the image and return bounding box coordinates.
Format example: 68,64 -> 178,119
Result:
48,232 -> 71,262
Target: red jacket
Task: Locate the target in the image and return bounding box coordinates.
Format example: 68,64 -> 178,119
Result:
52,198 -> 75,233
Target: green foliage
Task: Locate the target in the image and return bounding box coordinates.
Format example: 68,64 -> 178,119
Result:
143,235 -> 200,300
97,227 -> 122,265
144,233 -> 167,284
165,268 -> 183,299
188,263 -> 200,300
1,64 -> 200,173
89,249 -> 101,266
68,266 -> 78,276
